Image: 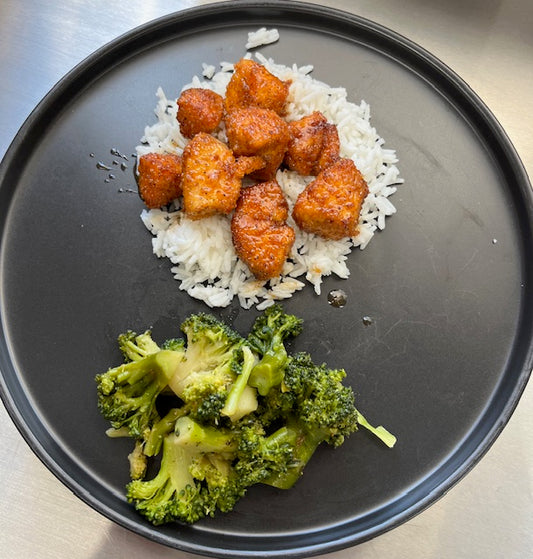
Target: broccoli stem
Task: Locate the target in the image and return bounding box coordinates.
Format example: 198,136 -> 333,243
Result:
111,350 -> 184,390
262,418 -> 326,490
175,416 -> 237,455
263,425 -> 298,450
221,346 -> 258,421
248,346 -> 287,396
127,433 -> 196,507
144,408 -> 187,457
356,411 -> 397,448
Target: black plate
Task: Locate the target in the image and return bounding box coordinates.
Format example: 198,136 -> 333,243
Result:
1,2 -> 532,557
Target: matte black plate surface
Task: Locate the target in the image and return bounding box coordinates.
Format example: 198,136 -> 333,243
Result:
0,2 -> 532,557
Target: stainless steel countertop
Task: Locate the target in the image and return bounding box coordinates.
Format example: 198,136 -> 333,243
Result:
1,1 -> 531,558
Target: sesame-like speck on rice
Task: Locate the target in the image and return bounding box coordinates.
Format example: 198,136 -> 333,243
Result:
137,28 -> 403,310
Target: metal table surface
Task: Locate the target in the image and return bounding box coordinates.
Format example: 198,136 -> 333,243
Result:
0,1 -> 531,558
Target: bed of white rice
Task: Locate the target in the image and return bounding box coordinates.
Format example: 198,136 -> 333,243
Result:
137,29 -> 402,310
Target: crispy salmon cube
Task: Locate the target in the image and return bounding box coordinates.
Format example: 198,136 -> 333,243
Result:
292,158 -> 369,240
284,111 -> 340,176
176,88 -> 224,138
136,152 -> 183,208
232,181 -> 295,280
224,58 -> 290,115
233,155 -> 266,178
225,107 -> 290,180
181,132 -> 254,219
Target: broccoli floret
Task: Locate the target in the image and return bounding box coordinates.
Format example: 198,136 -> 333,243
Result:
128,439 -> 148,480
261,415 -> 327,489
127,416 -> 243,524
167,313 -> 244,403
118,330 -> 160,362
234,421 -> 297,487
173,417 -> 247,514
182,381 -> 229,424
282,352 -> 359,447
189,453 -> 246,513
161,337 -> 186,352
247,304 -> 303,396
96,349 -> 185,439
283,352 -> 396,447
252,383 -> 296,429
251,352 -> 359,490
126,433 -> 207,525
180,312 -> 244,373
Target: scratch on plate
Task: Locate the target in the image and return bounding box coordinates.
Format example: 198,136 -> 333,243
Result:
457,248 -> 479,276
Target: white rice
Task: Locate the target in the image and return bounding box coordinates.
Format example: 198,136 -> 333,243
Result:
245,27 -> 280,49
137,29 -> 403,309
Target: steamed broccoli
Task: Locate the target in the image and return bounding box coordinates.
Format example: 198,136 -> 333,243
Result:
97,306 -> 396,526
127,415 -> 300,524
234,421 -> 297,487
143,407 -> 188,457
174,416 -> 237,455
128,439 -> 148,480
247,304 -> 303,395
260,351 -> 397,489
161,337 -> 186,352
172,312 -> 245,389
118,330 -> 161,362
283,352 -> 359,447
221,345 -> 258,422
95,344 -> 185,439
189,453 -> 245,513
166,313 -> 253,423
127,416 -> 244,524
283,352 -> 396,447
126,433 -> 207,524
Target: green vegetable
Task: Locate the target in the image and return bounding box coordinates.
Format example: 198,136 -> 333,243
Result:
96,306 -> 396,526
127,417 -> 244,524
95,347 -> 184,439
167,313 -> 252,423
247,304 -> 303,395
118,330 -> 161,362
126,433 -> 213,524
221,345 -> 258,422
355,412 -> 397,449
143,408 -> 187,457
234,422 -> 298,487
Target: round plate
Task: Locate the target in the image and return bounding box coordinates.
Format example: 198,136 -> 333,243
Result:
1,2 -> 532,557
